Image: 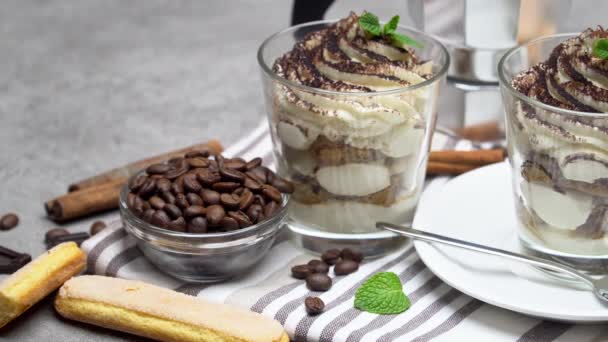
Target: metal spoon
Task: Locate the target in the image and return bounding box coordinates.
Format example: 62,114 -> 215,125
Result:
377,222 -> 608,303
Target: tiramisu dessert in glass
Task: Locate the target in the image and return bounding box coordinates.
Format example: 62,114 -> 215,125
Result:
499,28 -> 608,272
258,12 -> 449,255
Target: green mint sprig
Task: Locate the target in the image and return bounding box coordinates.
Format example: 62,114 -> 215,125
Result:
354,272 -> 411,315
592,38 -> 608,60
358,12 -> 423,49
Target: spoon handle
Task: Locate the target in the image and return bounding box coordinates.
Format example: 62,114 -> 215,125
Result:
377,222 -> 594,287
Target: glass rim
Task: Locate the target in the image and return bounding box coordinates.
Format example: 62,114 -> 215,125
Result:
498,32 -> 607,118
257,19 -> 450,96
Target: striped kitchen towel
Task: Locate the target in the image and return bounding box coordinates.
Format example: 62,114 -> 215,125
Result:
80,120 -> 606,342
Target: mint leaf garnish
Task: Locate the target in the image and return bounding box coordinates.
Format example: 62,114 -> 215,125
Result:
593,38 -> 608,60
359,12 -> 382,36
389,32 -> 424,49
383,15 -> 400,35
354,272 -> 411,315
358,12 -> 423,49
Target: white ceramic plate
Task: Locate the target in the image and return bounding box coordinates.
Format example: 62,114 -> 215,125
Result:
413,162 -> 608,323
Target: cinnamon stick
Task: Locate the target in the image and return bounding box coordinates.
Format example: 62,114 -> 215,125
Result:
426,161 -> 478,175
456,121 -> 502,142
429,149 -> 505,165
67,140 -> 223,192
45,178 -> 125,222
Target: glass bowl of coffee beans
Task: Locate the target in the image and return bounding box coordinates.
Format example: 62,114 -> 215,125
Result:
119,150 -> 294,282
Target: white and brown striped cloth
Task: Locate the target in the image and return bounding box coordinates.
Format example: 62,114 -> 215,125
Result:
81,121 -> 606,342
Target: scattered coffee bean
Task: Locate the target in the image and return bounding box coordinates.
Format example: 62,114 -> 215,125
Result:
341,248 -> 364,263
305,296 -> 325,315
90,221 -> 107,235
321,249 -> 341,265
45,228 -> 69,242
187,217 -> 207,233
291,264 -> 312,279
308,259 -> 323,267
306,273 -> 332,291
0,213 -> 19,230
310,261 -> 329,274
334,260 -> 359,276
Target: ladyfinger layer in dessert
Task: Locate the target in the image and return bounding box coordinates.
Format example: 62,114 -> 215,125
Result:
270,12 -> 435,233
0,242 -> 86,328
510,27 -> 608,254
55,275 -> 288,342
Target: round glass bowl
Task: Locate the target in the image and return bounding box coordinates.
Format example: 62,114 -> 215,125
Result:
257,20 -> 449,257
499,33 -> 608,273
119,174 -> 289,282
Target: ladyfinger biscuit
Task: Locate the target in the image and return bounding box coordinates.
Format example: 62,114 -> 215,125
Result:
55,276 -> 288,342
0,242 -> 86,328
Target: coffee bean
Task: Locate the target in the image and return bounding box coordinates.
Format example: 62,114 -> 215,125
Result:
228,211 -> 252,228
90,221 -> 107,235
196,169 -> 221,186
253,195 -> 266,206
246,204 -> 263,222
184,205 -> 206,218
188,157 -> 210,168
334,260 -> 359,276
291,264 -> 312,279
156,178 -> 172,192
213,182 -> 240,193
271,177 -> 295,194
242,176 -> 262,192
220,193 -> 240,209
127,193 -> 137,209
165,165 -> 189,180
175,193 -> 190,209
167,217 -> 187,232
186,193 -> 204,206
200,189 -> 220,205
245,157 -> 262,170
248,167 -> 267,183
306,273 -> 332,291
220,217 -> 239,231
149,196 -> 166,210
138,179 -> 157,198
188,217 -> 207,233
219,167 -> 246,183
171,177 -> 185,194
146,163 -> 171,175
341,248 -> 363,263
262,185 -> 282,203
305,297 -> 325,315
45,228 -> 69,242
321,249 -> 341,265
163,204 -> 182,219
151,210 -> 171,227
263,201 -> 279,218
168,157 -> 184,166
161,191 -> 176,205
142,208 -> 156,222
238,189 -> 254,210
215,154 -> 225,168
310,261 -> 329,274
0,213 -> 19,230
206,205 -> 225,226
132,196 -> 146,216
265,167 -> 277,183
128,174 -> 148,192
185,149 -> 210,158
308,259 -> 323,267
183,173 -> 202,193
224,158 -> 247,171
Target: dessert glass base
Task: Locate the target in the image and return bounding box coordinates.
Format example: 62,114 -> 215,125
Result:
257,19 -> 449,256
499,33 -> 608,274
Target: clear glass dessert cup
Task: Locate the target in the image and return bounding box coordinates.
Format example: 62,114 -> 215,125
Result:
499,34 -> 608,273
257,20 -> 449,257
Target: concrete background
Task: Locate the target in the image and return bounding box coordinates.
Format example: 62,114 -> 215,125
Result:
0,1 -> 606,341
